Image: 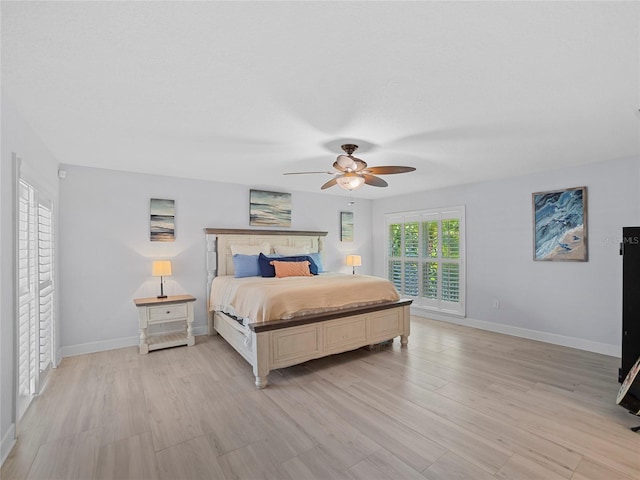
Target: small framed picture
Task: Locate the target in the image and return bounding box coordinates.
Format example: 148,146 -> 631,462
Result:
150,198 -> 175,242
341,211 -> 354,242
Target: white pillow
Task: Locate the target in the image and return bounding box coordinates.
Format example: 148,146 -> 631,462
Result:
230,242 -> 271,256
274,245 -> 310,255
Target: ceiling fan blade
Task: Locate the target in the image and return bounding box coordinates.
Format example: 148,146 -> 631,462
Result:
363,166 -> 416,175
353,158 -> 368,172
320,178 -> 338,190
362,174 -> 388,187
333,156 -> 368,172
283,171 -> 334,175
334,155 -> 356,171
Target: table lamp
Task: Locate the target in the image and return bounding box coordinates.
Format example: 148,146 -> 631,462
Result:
346,255 -> 362,275
152,260 -> 172,298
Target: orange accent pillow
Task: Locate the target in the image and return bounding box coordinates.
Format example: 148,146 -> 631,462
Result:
270,260 -> 313,278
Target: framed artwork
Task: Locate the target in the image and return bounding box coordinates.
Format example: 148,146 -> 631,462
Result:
532,186 -> 587,261
250,189 -> 291,227
150,198 -> 175,242
341,211 -> 354,242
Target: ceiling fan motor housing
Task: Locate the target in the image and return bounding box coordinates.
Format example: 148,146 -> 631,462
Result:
341,144 -> 358,155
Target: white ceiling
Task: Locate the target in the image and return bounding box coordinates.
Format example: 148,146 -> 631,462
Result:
2,1 -> 639,199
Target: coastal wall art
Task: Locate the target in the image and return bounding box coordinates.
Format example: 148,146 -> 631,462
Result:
341,211 -> 354,242
150,198 -> 175,242
532,186 -> 587,261
250,189 -> 291,227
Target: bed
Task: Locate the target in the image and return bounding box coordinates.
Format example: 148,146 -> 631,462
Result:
205,228 -> 412,388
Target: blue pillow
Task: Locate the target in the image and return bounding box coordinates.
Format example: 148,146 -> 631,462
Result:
258,253 -> 319,277
258,253 -> 282,277
308,253 -> 324,273
301,255 -> 319,275
232,254 -> 260,278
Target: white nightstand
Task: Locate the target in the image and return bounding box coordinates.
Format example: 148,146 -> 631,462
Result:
134,294 -> 196,354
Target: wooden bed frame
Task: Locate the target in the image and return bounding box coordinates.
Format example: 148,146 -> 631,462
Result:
205,228 -> 412,388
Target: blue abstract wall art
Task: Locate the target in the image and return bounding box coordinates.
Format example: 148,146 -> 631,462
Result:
533,186 -> 587,261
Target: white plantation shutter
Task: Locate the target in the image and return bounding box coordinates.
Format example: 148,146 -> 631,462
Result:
441,263 -> 460,303
16,178 -> 54,420
440,216 -> 461,304
422,262 -> 438,300
17,180 -> 36,418
38,203 -> 53,374
388,259 -> 402,292
386,206 -> 465,316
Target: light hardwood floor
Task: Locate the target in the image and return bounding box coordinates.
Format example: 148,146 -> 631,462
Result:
2,316 -> 639,480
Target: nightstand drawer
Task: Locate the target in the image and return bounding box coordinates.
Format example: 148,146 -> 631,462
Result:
148,303 -> 188,323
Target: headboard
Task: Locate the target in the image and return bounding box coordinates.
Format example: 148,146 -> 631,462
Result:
204,228 -> 328,309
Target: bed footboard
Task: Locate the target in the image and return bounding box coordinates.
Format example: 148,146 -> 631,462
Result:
213,300 -> 411,388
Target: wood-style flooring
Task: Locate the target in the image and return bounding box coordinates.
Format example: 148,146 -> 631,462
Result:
2,316 -> 639,480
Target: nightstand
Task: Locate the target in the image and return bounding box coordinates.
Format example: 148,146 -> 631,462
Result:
134,294 -> 196,354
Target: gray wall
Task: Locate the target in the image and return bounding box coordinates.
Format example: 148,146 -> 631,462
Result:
372,156 -> 640,355
58,165 -> 372,355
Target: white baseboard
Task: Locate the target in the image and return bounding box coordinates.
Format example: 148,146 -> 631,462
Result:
62,335 -> 139,357
411,308 -> 620,358
55,347 -> 63,367
61,325 -> 209,357
1,423 -> 16,467
192,325 -> 208,337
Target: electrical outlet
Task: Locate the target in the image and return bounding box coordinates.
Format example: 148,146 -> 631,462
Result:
493,298 -> 500,309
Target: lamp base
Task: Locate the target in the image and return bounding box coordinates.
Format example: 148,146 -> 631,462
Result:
157,276 -> 167,299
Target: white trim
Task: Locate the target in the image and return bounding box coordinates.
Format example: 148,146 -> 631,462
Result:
61,335 -> 138,357
55,347 -> 63,367
61,325 -> 209,357
411,308 -> 620,357
10,155 -> 20,460
1,423 -> 16,467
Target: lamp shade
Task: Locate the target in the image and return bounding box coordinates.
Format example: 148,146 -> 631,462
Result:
152,260 -> 172,277
345,255 -> 362,267
336,174 -> 365,191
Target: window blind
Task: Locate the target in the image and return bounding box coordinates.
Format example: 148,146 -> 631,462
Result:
16,179 -> 54,420
38,203 -> 53,374
17,180 -> 36,419
385,206 -> 465,316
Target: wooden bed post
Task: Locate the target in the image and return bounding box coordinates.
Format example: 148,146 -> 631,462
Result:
205,232 -> 218,335
401,303 -> 411,346
252,332 -> 270,389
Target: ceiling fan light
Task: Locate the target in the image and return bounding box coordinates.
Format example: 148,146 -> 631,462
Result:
336,174 -> 365,191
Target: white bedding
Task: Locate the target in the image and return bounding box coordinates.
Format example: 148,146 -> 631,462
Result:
210,272 -> 400,325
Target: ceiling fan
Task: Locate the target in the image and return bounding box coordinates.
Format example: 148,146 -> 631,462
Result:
284,144 -> 416,191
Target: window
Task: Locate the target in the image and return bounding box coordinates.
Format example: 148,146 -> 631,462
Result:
16,177 -> 54,420
385,206 -> 465,316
